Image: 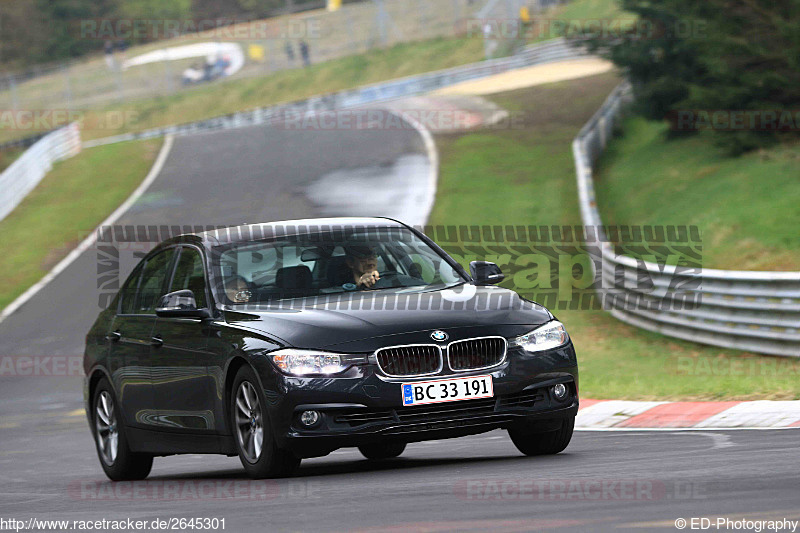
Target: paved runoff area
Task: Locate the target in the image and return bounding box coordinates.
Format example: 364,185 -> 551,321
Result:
433,57 -> 615,96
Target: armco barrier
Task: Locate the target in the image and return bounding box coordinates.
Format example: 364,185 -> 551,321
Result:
0,123 -> 81,223
83,38 -> 589,148
573,82 -> 800,357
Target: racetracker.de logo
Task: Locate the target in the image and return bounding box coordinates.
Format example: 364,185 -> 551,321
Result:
67,479 -> 325,501
453,479 -> 706,501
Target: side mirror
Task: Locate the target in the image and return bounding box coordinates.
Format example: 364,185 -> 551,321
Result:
469,261 -> 505,285
155,290 -> 211,319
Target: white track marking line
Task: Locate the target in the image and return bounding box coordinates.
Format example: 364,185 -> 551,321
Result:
384,108 -> 439,227
0,135 -> 175,324
576,426 -> 799,432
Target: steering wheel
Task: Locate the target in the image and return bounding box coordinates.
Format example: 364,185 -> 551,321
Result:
371,271 -> 402,289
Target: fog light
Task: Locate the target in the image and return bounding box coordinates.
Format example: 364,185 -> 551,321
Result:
300,410 -> 320,427
553,383 -> 568,400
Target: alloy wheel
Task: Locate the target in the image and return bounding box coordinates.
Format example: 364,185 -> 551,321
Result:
234,381 -> 264,463
95,391 -> 119,466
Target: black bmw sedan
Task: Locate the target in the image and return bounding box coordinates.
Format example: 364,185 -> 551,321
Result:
84,217 -> 579,480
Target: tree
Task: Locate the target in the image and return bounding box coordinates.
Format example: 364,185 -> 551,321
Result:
0,1 -> 48,67
35,0 -> 121,62
581,0 -> 800,153
118,0 -> 192,43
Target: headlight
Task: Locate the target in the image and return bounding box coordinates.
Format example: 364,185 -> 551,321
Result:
509,321 -> 569,352
270,349 -> 365,375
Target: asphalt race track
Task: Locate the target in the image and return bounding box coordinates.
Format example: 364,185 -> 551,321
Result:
0,120 -> 798,532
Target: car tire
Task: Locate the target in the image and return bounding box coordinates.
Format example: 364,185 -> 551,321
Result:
92,378 -> 153,481
231,365 -> 300,479
358,442 -> 407,460
508,416 -> 575,456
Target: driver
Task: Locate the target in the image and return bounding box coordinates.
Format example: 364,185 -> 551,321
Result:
344,245 -> 380,289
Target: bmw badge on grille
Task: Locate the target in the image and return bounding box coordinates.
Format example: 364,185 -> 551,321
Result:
430,330 -> 449,342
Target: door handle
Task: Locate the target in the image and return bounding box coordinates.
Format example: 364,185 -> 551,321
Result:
106,331 -> 121,342
151,336 -> 163,347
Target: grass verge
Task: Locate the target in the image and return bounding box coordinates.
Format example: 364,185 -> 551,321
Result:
0,147 -> 23,173
429,73 -> 800,400
595,117 -> 800,270
553,0 -> 629,21
0,139 -> 161,310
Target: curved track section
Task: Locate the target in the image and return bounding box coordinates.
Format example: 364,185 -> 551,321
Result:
0,112 -> 797,533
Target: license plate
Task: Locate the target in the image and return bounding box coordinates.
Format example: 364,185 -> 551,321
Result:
402,375 -> 494,406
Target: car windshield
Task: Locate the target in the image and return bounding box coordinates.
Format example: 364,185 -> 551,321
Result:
211,226 -> 465,304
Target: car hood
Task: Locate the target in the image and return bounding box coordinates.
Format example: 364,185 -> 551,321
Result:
222,285 -> 553,351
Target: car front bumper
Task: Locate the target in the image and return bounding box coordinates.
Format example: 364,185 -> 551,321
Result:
255,342 -> 579,457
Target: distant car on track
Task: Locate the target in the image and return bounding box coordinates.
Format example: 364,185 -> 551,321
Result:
84,217 -> 578,480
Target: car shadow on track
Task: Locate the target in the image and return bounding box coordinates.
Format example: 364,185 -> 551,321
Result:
143,452 -> 580,482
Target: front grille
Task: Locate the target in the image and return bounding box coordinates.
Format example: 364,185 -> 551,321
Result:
332,397 -> 497,428
447,337 -> 507,371
330,389 -> 550,428
375,345 -> 442,377
395,398 -> 497,423
334,410 -> 394,426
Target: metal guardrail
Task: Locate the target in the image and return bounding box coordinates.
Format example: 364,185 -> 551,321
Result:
84,38 -> 588,148
0,123 -> 81,223
573,82 -> 800,357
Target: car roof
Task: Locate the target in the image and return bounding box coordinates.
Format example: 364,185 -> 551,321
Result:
152,217 -> 409,251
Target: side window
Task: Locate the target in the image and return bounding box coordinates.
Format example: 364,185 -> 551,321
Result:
136,249 -> 176,314
406,253 -> 437,283
169,247 -> 208,308
118,263 -> 144,315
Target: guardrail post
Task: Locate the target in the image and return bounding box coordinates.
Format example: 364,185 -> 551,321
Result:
163,59 -> 174,94
416,0 -> 428,37
451,0 -> 462,34
115,68 -> 124,103
7,75 -> 19,111
598,116 -> 608,149
344,9 -> 358,53
268,40 -> 276,73
62,64 -> 73,109
376,0 -> 389,47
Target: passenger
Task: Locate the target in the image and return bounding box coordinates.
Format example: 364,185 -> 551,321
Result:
225,275 -> 251,302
